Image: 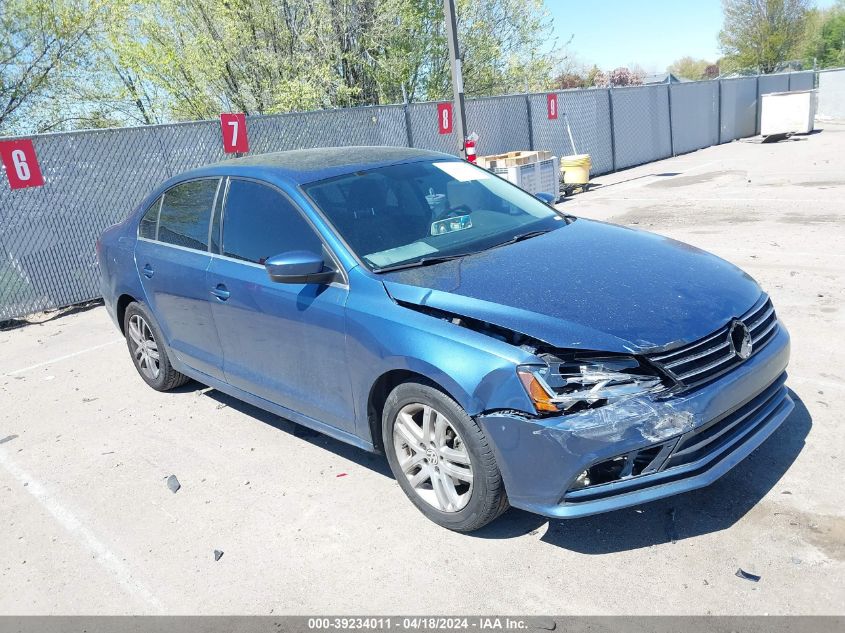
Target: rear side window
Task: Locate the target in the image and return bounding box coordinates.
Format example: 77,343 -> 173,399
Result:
139,197 -> 161,239
156,179 -> 220,251
222,179 -> 323,264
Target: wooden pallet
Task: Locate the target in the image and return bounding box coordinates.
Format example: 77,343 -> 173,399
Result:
477,150 -> 551,169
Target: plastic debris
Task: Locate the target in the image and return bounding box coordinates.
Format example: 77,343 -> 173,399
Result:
735,568 -> 761,582
166,475 -> 181,493
0,434 -> 19,445
336,473 -> 348,478
214,549 -> 224,561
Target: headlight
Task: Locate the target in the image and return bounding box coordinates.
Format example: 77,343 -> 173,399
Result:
517,354 -> 664,414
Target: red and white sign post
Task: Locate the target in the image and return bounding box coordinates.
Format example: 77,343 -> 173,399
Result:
0,139 -> 44,190
437,103 -> 453,135
220,113 -> 249,154
547,93 -> 558,120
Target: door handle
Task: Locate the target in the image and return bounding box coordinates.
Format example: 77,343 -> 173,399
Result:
210,284 -> 230,301
142,264 -> 154,278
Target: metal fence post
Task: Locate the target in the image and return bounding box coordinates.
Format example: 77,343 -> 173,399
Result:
525,95 -> 534,151
403,102 -> 414,148
607,88 -> 617,172
717,79 -> 723,145
755,74 -> 762,135
667,83 -> 676,157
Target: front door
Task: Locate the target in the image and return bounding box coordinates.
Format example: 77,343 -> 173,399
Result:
135,178 -> 225,381
207,178 -> 355,433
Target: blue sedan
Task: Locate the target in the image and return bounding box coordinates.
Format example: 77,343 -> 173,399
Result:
97,147 -> 792,531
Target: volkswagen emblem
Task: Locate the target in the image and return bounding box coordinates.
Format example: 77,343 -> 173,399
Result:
729,320 -> 753,360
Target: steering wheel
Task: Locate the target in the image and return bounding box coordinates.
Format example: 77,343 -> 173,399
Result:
435,204 -> 472,221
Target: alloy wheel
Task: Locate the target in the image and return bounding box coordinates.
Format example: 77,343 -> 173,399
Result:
393,402 -> 474,512
127,314 -> 161,380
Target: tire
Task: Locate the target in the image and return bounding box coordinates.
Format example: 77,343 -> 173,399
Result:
382,381 -> 509,532
123,301 -> 190,392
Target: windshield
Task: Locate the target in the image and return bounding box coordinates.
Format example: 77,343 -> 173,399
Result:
302,160 -> 566,270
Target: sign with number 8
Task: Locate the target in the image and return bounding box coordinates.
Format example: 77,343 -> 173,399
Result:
220,113 -> 249,154
0,139 -> 44,190
437,103 -> 453,135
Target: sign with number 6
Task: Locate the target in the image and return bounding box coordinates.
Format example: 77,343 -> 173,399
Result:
0,139 -> 44,190
220,113 -> 249,154
437,103 -> 453,135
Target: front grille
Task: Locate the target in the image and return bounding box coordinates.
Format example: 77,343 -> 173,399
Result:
664,373 -> 788,469
648,294 -> 778,390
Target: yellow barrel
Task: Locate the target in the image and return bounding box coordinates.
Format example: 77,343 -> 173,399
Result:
562,154 -> 592,184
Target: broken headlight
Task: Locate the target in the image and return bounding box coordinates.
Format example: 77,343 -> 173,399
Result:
517,354 -> 664,414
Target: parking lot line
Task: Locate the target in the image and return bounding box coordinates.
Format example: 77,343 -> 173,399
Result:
6,339 -> 122,376
0,449 -> 163,611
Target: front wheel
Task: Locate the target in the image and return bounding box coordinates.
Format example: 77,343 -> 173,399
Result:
382,382 -> 508,532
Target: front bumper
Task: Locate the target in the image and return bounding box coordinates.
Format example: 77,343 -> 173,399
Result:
477,325 -> 793,518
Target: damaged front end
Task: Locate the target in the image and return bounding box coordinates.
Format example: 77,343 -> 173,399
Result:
387,284 -> 793,518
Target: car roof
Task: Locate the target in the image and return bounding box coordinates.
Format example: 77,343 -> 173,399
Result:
174,146 -> 458,186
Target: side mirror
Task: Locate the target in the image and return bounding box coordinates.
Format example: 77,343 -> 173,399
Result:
534,192 -> 558,205
265,251 -> 336,285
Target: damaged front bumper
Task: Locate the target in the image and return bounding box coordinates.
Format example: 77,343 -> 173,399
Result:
477,325 -> 793,518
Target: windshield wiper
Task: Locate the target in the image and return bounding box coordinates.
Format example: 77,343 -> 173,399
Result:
371,253 -> 472,273
483,229 -> 552,251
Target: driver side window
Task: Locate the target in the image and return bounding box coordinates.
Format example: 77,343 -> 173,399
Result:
222,179 -> 324,265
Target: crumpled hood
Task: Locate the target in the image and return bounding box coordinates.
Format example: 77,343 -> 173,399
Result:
381,219 -> 762,354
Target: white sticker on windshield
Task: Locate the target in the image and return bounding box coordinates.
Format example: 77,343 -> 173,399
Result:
365,241 -> 438,268
433,161 -> 491,181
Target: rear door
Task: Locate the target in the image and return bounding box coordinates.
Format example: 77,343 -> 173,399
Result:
135,178 -> 225,380
207,178 -> 355,432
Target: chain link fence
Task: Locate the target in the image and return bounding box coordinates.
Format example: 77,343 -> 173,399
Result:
0,70 -> 831,321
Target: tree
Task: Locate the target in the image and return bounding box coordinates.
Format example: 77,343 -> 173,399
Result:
719,0 -> 811,73
802,1 -> 845,68
667,56 -> 716,80
0,0 -> 100,134
593,67 -> 644,88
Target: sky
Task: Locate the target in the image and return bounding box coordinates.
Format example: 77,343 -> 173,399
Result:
544,0 -> 838,73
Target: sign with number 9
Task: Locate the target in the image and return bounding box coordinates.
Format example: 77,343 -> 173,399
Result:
0,139 -> 44,190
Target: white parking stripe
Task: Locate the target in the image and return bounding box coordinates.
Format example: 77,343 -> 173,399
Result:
6,339 -> 122,375
0,449 -> 164,612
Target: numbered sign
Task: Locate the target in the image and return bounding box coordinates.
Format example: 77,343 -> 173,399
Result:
437,103 -> 453,135
220,113 -> 249,154
547,93 -> 558,120
0,140 -> 44,190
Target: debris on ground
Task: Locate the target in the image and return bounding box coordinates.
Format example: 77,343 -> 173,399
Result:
82,397 -> 98,403
735,568 -> 761,582
214,549 -> 224,561
195,387 -> 214,396
166,475 -> 181,493
0,434 -> 19,445
336,473 -> 348,478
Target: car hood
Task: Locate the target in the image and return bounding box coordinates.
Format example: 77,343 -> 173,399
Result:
381,219 -> 762,354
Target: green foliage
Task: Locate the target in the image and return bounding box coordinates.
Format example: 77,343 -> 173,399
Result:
1,0 -> 559,134
667,56 -> 716,80
802,1 -> 845,68
719,0 -> 811,74
0,0 -> 101,133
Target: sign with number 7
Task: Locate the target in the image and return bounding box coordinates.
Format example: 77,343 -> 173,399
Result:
0,139 -> 44,190
220,113 -> 249,154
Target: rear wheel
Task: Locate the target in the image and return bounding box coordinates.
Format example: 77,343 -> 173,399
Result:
123,302 -> 190,391
382,381 -> 508,531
